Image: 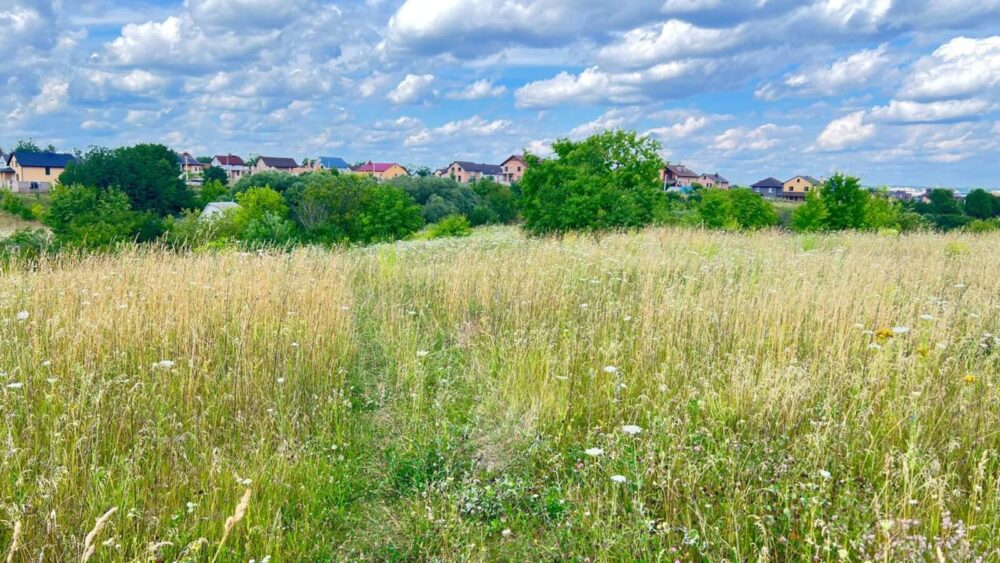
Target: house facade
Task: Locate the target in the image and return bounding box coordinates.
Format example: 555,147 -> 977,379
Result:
443,161 -> 503,183
499,155 -> 528,184
662,164 -> 699,188
254,156 -> 300,174
1,151 -> 75,193
698,173 -> 730,189
351,161 -> 408,181
783,176 -> 820,200
211,155 -> 249,183
751,177 -> 784,198
178,152 -> 204,182
315,157 -> 352,174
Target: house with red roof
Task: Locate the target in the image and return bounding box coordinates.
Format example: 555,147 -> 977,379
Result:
351,161 -> 408,181
211,154 -> 249,182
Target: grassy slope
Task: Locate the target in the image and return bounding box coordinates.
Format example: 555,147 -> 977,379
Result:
1,227 -> 998,561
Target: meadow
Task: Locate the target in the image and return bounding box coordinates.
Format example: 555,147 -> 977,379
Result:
1,226 -> 998,561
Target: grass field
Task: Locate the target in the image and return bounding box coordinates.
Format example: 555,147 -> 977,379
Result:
2,226 -> 998,561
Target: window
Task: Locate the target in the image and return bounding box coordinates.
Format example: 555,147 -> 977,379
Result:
517,166 -> 522,172
45,167 -> 51,176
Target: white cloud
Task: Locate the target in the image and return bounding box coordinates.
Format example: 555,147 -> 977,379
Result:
757,44 -> 892,99
816,111 -> 876,150
184,0 -> 315,29
447,79 -> 507,100
515,62 -> 702,108
869,99 -> 992,123
569,107 -> 642,138
712,124 -> 799,153
30,78 -> 70,115
387,73 -> 435,104
405,115 -> 511,146
598,19 -> 746,68
898,36 -> 1000,101
106,15 -> 277,67
645,116 -> 711,139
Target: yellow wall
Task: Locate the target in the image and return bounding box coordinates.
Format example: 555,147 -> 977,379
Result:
379,164 -> 408,180
13,162 -> 65,183
783,177 -> 816,193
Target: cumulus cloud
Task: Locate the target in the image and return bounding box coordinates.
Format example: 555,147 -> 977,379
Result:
712,124 -> 800,153
387,74 -> 435,104
447,79 -> 507,100
569,107 -> 643,138
106,14 -> 279,67
898,36 -> 1000,101
30,78 -> 70,115
816,111 -> 876,150
869,99 -> 992,123
598,19 -> 747,68
757,44 -> 893,99
645,116 -> 712,139
405,115 -> 511,146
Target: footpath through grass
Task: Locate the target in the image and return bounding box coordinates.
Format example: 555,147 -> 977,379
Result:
1,226 -> 998,560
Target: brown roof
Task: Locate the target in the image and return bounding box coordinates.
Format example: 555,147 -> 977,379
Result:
214,155 -> 246,166
665,164 -> 698,178
259,156 -> 299,169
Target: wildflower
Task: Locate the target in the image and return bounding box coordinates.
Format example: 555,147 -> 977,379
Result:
868,343 -> 882,350
584,448 -> 604,457
152,360 -> 175,370
291,342 -> 300,348
611,475 -> 627,484
16,311 -> 29,321
875,328 -> 894,343
819,469 -> 832,480
963,374 -> 977,384
892,326 -> 910,335
46,378 -> 57,384
186,502 -> 197,513
501,528 -> 512,538
603,366 -> 619,374
622,425 -> 642,435
416,350 -> 430,358
42,360 -> 51,367
6,382 -> 23,389
277,377 -> 286,385
580,303 -> 589,309
623,315 -> 633,321
920,314 -> 935,321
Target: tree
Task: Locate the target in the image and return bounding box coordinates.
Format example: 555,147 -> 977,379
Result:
728,188 -> 777,229
202,166 -> 229,186
231,170 -> 303,196
198,180 -> 230,207
351,185 -> 425,243
519,130 -> 665,235
232,187 -> 290,235
388,175 -> 479,223
698,190 -> 735,229
925,188 -> 962,215
864,190 -> 902,230
791,190 -> 829,232
964,189 -> 994,220
471,178 -> 519,225
45,185 -> 161,248
58,144 -> 194,216
821,174 -> 869,230
12,139 -> 55,153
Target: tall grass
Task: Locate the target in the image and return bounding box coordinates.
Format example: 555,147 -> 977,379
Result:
1,226 -> 998,560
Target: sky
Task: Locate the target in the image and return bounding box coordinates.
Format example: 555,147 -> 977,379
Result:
3,0 -> 1000,187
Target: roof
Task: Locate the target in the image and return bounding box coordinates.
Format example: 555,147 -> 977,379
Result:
177,152 -> 203,167
665,164 -> 698,178
12,151 -> 76,168
200,202 -> 240,220
752,177 -> 784,188
787,175 -> 820,184
701,173 -> 729,184
0,167 -> 13,173
214,155 -> 246,166
318,156 -> 350,169
259,156 -> 299,169
352,161 -> 404,173
452,161 -> 503,175
501,155 -> 526,165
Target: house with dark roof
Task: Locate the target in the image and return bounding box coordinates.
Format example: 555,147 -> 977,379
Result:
499,155 -> 528,184
2,151 -> 76,193
698,173 -> 730,190
315,157 -> 351,173
351,161 -> 408,181
253,156 -> 300,174
661,164 -> 699,188
751,177 -> 784,198
443,161 -> 503,183
210,154 -> 249,182
782,176 -> 821,200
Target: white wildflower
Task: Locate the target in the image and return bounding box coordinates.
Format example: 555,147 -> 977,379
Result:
501,528 -> 512,538
6,382 -> 23,389
416,350 -> 430,358
920,314 -> 935,321
276,377 -> 286,385
603,366 -> 619,374
16,311 -> 29,321
584,448 -> 604,457
893,326 -> 910,335
819,469 -> 832,480
611,475 -> 627,484
622,425 -> 643,436
152,360 -> 175,370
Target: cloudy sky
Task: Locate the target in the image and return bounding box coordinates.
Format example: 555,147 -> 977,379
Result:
4,0 -> 1000,187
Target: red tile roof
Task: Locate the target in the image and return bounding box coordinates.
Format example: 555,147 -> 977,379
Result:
352,161 -> 403,173
214,155 -> 245,166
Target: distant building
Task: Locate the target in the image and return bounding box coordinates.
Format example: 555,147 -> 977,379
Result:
782,175 -> 820,201
698,173 -> 730,189
751,177 -> 784,199
352,161 -> 408,181
253,156 -> 300,174
499,155 -> 528,184
662,164 -> 699,188
443,161 -> 503,183
1,151 -> 76,193
178,152 -> 205,182
200,201 -> 240,220
210,154 -> 249,183
315,157 -> 352,174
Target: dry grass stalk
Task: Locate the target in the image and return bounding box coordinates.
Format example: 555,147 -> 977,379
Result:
5,521 -> 22,563
211,489 -> 252,563
80,508 -> 116,562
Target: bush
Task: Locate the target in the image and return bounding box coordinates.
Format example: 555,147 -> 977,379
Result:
232,187 -> 291,236
231,171 -> 304,196
966,219 -> 1000,233
791,190 -> 829,232
823,174 -> 869,230
425,215 -> 472,239
45,184 -> 163,248
0,228 -> 51,261
163,209 -> 240,247
697,189 -> 776,230
0,193 -> 38,221
389,176 -> 479,223
198,179 -> 231,208
471,178 -> 518,225
520,131 -> 664,235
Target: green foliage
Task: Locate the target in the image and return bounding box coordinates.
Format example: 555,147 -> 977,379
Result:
197,179 -> 231,208
12,139 -> 56,153
231,170 -> 303,196
471,178 -> 519,225
45,185 -> 162,248
1,192 -> 39,221
0,228 -> 50,261
791,191 -> 829,232
352,184 -> 425,244
821,174 -> 869,230
924,188 -> 962,215
863,190 -> 902,230
163,209 -> 240,247
424,214 -> 473,239
964,189 -> 995,220
698,190 -> 735,229
243,211 -> 298,245
519,130 -> 665,234
697,189 -> 776,230
202,166 -> 229,186
389,176 -> 479,223
233,187 -> 290,235
59,144 -> 195,216
965,218 -> 1000,233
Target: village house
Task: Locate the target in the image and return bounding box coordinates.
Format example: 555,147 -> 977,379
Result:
751,177 -> 784,199
698,173 -> 731,189
210,154 -> 249,183
351,161 -> 408,181
314,157 -> 352,174
499,155 -> 528,184
661,164 -> 699,188
253,156 -> 300,174
177,152 -> 204,182
782,175 -> 820,200
0,151 -> 75,193
442,161 -> 503,183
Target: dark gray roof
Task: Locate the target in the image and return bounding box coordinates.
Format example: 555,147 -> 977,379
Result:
318,156 -> 350,169
752,177 -> 784,188
12,151 -> 76,168
260,156 -> 299,169
453,161 -> 503,175
788,175 -> 820,184
702,173 -> 729,184
665,164 -> 698,178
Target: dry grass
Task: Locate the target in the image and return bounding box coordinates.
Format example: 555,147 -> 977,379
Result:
1,226 -> 998,560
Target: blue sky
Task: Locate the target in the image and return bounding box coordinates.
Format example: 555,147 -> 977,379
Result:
4,0 -> 1000,187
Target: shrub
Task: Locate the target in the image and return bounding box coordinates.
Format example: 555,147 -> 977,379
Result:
519,130 -> 664,235
792,191 -> 829,232
232,187 -> 291,236
471,178 -> 518,225
389,176 -> 479,223
698,190 -> 736,229
728,188 -> 777,229
822,174 -> 869,230
965,219 -> 1000,233
198,179 -> 231,208
425,215 -> 472,239
0,193 -> 37,221
963,189 -> 995,220
45,184 -> 162,248
231,171 -> 304,196
0,228 -> 51,261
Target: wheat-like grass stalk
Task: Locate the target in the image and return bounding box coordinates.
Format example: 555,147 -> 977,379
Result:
80,507 -> 116,562
4,521 -> 22,563
211,489 -> 252,563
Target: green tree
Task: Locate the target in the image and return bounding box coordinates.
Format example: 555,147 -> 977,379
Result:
864,190 -> 902,229
519,130 -> 664,234
388,175 -> 479,223
924,188 -> 962,215
231,170 -> 303,196
964,189 -> 994,220
232,187 -> 290,235
728,188 -> 777,229
202,166 -> 229,186
45,185 -> 161,248
12,139 -> 56,153
792,190 -> 829,232
471,178 -> 518,225
350,184 -> 424,243
698,189 -> 735,229
821,174 -> 869,230
59,144 -> 194,216
198,180 -> 231,207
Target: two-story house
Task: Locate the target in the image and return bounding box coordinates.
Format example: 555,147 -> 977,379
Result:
351,161 -> 408,181
210,154 -> 249,183
253,156 -> 300,174
443,161 -> 503,183
178,152 -> 204,182
751,177 -> 784,198
315,157 -> 352,174
783,175 -> 820,200
698,173 -> 731,189
662,164 -> 699,188
1,151 -> 76,193
499,155 -> 528,184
